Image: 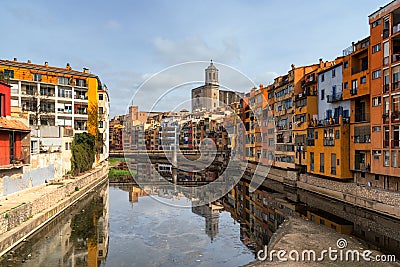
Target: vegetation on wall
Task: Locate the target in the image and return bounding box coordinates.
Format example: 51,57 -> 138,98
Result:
71,132 -> 95,175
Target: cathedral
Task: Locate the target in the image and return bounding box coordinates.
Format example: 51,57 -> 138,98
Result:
191,61 -> 242,112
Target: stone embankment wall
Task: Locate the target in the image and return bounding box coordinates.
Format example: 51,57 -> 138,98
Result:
298,174 -> 400,218
0,165 -> 108,255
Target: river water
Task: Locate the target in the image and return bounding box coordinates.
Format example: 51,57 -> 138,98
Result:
1,162 -> 400,266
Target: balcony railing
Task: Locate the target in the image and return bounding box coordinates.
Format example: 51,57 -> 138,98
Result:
307,139 -> 315,146
392,140 -> 400,148
392,112 -> 400,123
355,113 -> 369,122
383,84 -> 390,93
383,113 -> 390,124
393,23 -> 400,34
327,92 -> 342,103
383,29 -> 389,39
392,81 -> 400,91
393,54 -> 400,64
323,138 -> 334,146
383,56 -> 390,66
383,140 -> 390,148
354,135 -> 371,143
350,89 -> 358,96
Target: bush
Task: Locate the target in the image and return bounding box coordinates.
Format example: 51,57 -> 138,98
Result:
75,186 -> 79,191
71,133 -> 95,175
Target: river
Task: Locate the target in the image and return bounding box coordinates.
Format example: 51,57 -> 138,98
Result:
1,161 -> 399,266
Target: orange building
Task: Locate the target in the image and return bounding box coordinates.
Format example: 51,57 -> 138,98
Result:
342,37 -> 373,183
368,1 -> 400,191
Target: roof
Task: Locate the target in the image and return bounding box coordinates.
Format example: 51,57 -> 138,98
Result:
0,117 -> 30,132
0,59 -> 98,78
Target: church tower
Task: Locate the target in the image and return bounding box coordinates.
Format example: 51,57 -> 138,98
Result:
205,60 -> 219,85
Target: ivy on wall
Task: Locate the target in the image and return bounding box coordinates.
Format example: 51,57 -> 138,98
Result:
71,132 -> 95,175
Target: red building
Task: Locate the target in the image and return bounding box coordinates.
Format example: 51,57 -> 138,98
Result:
0,82 -> 30,166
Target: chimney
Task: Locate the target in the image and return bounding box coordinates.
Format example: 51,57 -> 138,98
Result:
13,58 -> 17,62
83,68 -> 89,74
291,64 -> 295,70
66,63 -> 71,70
45,61 -> 48,67
27,59 -> 31,64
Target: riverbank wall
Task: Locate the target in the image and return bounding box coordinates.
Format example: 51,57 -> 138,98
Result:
0,163 -> 108,257
245,163 -> 400,219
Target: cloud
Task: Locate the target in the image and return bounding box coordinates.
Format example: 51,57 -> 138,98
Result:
152,37 -> 240,65
104,19 -> 121,30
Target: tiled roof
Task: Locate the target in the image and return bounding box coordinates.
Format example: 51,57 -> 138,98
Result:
0,117 -> 30,131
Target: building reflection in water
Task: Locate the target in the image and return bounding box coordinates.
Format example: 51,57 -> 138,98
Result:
1,182 -> 110,267
123,160 -> 400,258
192,202 -> 223,241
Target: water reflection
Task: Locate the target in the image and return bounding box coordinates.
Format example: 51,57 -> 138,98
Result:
1,182 -> 109,267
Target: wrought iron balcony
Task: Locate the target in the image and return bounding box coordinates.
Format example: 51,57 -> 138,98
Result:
327,92 -> 342,103
323,138 -> 334,146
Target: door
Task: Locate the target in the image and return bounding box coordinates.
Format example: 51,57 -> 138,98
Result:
331,153 -> 336,175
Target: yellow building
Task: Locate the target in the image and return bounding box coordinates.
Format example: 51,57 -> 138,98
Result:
0,59 -> 102,136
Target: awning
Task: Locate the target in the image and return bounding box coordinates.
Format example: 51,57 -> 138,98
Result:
0,117 -> 30,132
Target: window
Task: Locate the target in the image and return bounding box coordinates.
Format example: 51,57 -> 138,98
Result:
393,95 -> 400,113
99,121 -> 103,128
310,152 -> 314,171
352,79 -> 358,90
372,19 -> 381,28
99,107 -> 104,114
372,126 -> 381,132
4,69 -> 14,79
58,77 -> 69,85
321,74 -> 325,82
332,69 -> 336,78
335,130 -> 340,139
99,94 -> 103,100
344,82 -> 348,89
320,153 -> 324,172
360,76 -> 367,84
33,73 -> 42,82
372,70 -> 381,79
392,151 -> 398,168
321,89 -> 325,100
372,96 -> 381,106
372,44 -> 381,53
315,132 -> 318,139
344,61 -> 348,69
76,79 -> 86,87
384,151 -> 390,167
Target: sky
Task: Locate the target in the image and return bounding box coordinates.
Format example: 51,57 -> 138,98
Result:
0,0 -> 391,117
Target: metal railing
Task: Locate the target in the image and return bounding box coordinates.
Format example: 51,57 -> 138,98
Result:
327,92 -> 343,103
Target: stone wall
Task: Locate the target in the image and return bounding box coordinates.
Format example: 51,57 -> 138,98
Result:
0,165 -> 108,236
299,174 -> 400,218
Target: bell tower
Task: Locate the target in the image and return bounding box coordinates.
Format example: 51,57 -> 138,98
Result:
205,60 -> 218,85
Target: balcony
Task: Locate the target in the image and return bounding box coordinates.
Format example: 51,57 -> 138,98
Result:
392,140 -> 400,148
383,56 -> 390,66
355,113 -> 369,123
392,81 -> 400,91
383,29 -> 389,39
393,54 -> 400,64
383,84 -> 390,93
350,89 -> 358,96
327,92 -> 342,103
392,112 -> 400,123
351,66 -> 367,75
394,23 -> 400,35
383,113 -> 390,124
307,139 -> 315,146
383,140 -> 390,148
323,138 -> 334,146
354,135 -> 370,143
